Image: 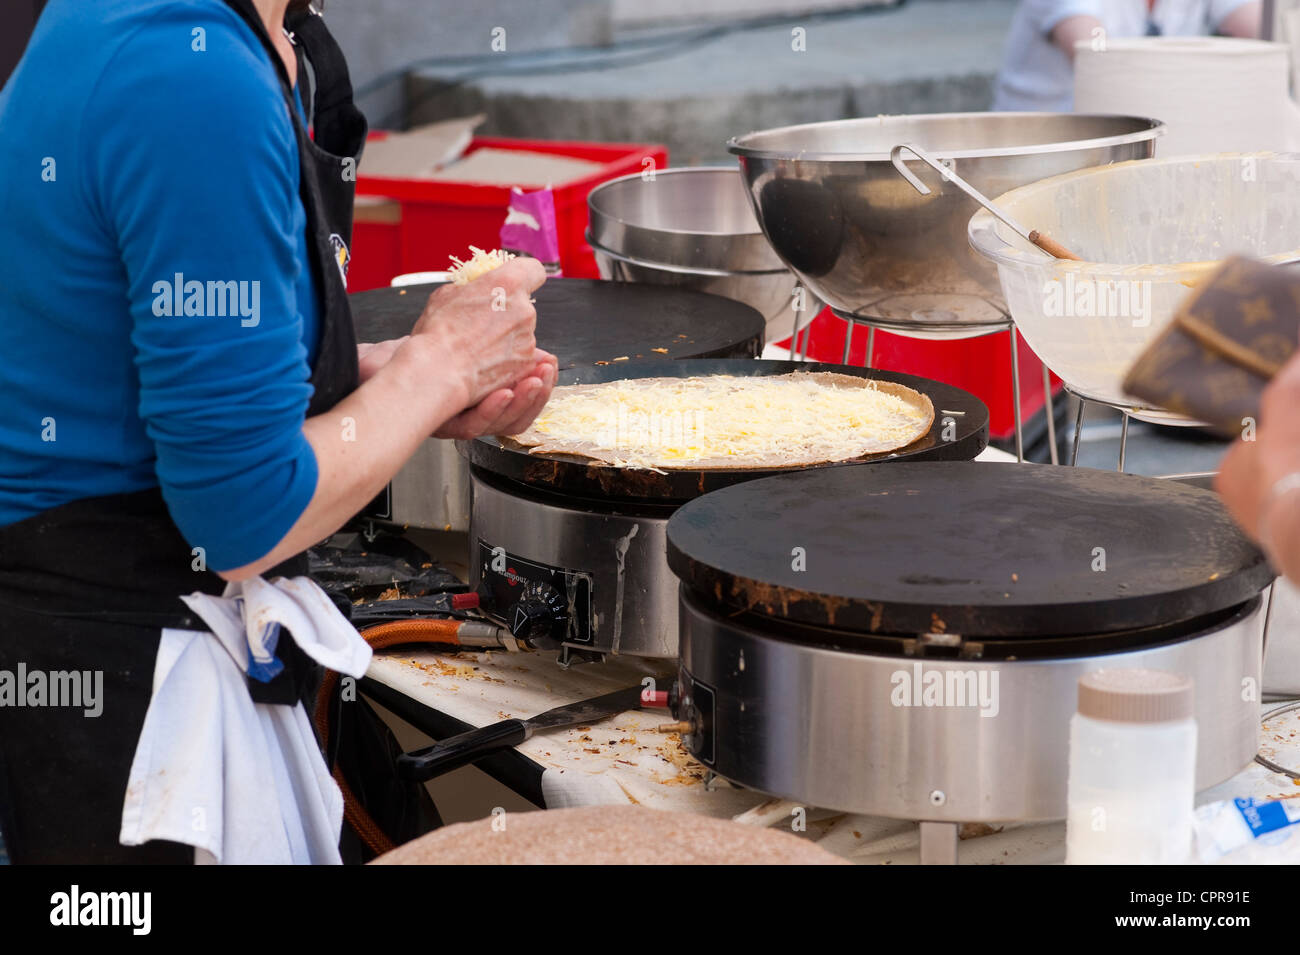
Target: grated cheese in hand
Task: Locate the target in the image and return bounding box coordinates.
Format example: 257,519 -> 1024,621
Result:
447,246 -> 515,285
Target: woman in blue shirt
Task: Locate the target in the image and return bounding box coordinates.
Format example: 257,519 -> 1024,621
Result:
0,0 -> 554,862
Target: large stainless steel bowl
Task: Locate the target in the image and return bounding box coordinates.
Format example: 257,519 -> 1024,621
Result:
729,113 -> 1163,339
587,167 -> 818,346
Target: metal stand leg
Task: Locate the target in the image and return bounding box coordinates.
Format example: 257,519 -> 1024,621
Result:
1042,364 -> 1058,465
1070,398 -> 1085,467
1009,326 -> 1023,463
919,821 -> 959,865
841,318 -> 854,365
864,326 -> 876,370
1118,413 -> 1130,473
1262,582 -> 1276,662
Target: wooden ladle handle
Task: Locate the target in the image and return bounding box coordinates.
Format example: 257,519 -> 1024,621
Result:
1028,230 -> 1082,261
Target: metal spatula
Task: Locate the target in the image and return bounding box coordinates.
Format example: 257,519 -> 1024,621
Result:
395,684 -> 649,782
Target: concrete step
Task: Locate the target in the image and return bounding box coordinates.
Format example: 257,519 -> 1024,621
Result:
405,0 -> 1016,163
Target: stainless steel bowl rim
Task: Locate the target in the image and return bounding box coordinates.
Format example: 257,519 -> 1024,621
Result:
587,234 -> 793,278
586,166 -> 768,238
1063,381 -> 1207,423
969,150 -> 1300,273
728,111 -> 1165,163
832,308 -> 1010,338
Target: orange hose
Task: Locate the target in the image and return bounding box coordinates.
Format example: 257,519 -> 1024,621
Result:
314,618 -> 470,859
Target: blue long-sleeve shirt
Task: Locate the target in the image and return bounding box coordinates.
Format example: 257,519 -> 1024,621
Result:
0,0 -> 323,572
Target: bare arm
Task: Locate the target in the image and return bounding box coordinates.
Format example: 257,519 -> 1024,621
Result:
1218,1 -> 1263,38
219,258 -> 549,580
1049,14 -> 1105,62
1217,348 -> 1300,584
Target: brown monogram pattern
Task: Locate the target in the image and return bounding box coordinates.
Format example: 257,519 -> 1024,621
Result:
1123,257 -> 1299,436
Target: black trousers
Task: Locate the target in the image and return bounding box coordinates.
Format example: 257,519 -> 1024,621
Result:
0,608 -> 192,864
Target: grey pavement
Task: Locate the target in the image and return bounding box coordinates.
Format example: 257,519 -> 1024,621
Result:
406,0 -> 1018,161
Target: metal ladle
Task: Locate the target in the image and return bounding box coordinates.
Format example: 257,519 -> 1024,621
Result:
890,143 -> 1082,261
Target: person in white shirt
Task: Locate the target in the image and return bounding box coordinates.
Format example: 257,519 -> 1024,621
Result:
993,0 -> 1263,112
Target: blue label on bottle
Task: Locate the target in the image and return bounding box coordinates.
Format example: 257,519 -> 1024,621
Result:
1234,797 -> 1294,837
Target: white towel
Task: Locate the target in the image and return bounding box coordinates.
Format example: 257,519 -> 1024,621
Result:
119,576 -> 372,864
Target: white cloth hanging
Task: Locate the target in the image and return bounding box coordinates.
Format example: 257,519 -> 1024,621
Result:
119,576 -> 372,864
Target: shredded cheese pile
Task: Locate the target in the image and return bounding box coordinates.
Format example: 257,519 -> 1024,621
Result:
512,374 -> 932,469
447,246 -> 515,285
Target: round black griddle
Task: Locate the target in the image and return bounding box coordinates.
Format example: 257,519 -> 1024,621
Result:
349,279 -> 765,368
666,462 -> 1274,640
460,359 -> 989,503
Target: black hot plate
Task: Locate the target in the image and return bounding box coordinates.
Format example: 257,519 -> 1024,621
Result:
666,461 -> 1274,640
460,359 -> 989,503
349,278 -> 765,368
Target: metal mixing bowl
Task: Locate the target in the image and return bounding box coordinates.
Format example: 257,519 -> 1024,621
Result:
729,113 -> 1163,339
587,167 -> 818,346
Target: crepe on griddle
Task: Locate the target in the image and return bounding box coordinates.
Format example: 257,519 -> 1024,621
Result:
504,372 -> 935,470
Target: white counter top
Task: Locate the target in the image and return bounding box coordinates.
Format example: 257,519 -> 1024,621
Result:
366,647 -> 1300,864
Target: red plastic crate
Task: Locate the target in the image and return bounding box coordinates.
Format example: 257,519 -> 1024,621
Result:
776,308 -> 1060,443
351,135 -> 668,291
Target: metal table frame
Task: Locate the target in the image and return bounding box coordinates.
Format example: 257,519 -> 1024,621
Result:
837,311 -> 1057,464
1065,385 -> 1204,472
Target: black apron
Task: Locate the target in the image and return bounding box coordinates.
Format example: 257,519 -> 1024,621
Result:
0,0 -> 366,863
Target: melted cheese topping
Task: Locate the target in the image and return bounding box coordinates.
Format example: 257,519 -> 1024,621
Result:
513,374 -> 932,469
447,246 -> 515,285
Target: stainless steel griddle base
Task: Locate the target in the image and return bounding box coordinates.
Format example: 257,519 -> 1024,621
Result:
675,589 -> 1265,822
469,468 -> 679,659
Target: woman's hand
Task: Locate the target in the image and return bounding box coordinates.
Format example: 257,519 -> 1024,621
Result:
1217,350 -> 1300,582
408,258 -> 548,409
357,338 -> 407,383
434,349 -> 558,440
220,261 -> 547,581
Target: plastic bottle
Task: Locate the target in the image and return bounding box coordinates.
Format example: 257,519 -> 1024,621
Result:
1065,668 -> 1197,864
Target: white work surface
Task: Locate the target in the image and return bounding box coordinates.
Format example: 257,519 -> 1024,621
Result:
366,646 -> 1300,864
